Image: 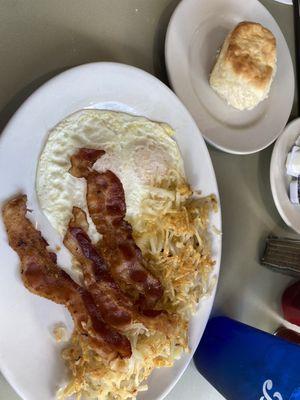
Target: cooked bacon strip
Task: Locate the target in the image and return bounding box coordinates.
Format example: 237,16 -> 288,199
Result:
64,207 -> 178,336
2,195 -> 131,359
69,148 -> 105,179
69,148 -> 163,308
64,207 -> 134,329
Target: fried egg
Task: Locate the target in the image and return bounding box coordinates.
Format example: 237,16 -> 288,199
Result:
36,109 -> 185,242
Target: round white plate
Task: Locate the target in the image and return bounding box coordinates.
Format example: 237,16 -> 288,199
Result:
165,0 -> 294,154
0,62 -> 221,400
271,118 -> 300,233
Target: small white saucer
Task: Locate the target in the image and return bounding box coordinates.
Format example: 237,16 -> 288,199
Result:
165,0 -> 294,154
270,118 -> 300,233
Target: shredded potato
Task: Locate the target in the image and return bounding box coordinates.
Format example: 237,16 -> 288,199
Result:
53,324 -> 68,343
133,182 -> 217,318
57,178 -> 217,400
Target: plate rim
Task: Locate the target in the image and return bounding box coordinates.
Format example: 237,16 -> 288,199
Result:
270,117 -> 300,234
272,0 -> 292,5
0,61 -> 222,400
165,0 -> 295,155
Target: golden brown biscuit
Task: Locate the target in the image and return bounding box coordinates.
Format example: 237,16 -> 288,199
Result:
209,21 -> 277,110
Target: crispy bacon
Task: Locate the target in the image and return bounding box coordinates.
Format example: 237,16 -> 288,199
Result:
69,148 -> 105,179
69,148 -> 163,308
2,195 -> 131,359
64,206 -> 178,336
64,207 -> 134,329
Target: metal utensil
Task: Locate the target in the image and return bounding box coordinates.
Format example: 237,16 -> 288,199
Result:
293,0 -> 300,115
261,236 -> 300,276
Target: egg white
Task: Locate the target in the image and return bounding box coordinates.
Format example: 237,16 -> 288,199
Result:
36,109 -> 185,242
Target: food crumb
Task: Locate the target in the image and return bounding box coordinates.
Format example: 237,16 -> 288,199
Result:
53,323 -> 68,343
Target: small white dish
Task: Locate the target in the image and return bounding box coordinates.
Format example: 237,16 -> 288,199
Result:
271,118 -> 300,233
0,62 -> 221,400
165,0 -> 294,154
